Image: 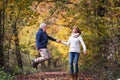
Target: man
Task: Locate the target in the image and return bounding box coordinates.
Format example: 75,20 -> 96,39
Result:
32,23 -> 60,69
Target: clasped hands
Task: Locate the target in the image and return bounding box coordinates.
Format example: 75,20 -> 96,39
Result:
56,39 -> 87,55
56,40 -> 62,43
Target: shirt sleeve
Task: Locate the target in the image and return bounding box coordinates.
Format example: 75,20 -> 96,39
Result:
79,36 -> 86,51
62,37 -> 71,45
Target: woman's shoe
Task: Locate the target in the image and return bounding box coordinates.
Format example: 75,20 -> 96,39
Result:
74,73 -> 78,80
70,73 -> 74,80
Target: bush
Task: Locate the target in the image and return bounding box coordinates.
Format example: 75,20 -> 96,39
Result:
0,68 -> 14,80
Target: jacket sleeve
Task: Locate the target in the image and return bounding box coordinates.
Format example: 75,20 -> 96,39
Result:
36,32 -> 42,49
48,36 -> 56,41
62,37 -> 71,45
79,36 -> 86,51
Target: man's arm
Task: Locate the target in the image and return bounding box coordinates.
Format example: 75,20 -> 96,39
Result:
36,32 -> 42,49
48,36 -> 61,43
48,36 -> 56,41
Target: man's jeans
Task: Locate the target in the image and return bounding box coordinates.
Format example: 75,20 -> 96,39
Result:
34,49 -> 50,63
69,52 -> 80,74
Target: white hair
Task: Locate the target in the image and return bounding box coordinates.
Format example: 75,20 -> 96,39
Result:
39,23 -> 47,29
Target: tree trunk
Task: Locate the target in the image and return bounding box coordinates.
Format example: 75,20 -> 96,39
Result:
0,0 -> 10,69
48,59 -> 51,68
13,22 -> 23,69
0,9 -> 5,67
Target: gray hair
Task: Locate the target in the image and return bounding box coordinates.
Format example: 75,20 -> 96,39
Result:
39,23 -> 47,29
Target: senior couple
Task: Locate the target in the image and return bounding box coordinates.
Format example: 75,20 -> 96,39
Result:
32,23 -> 87,79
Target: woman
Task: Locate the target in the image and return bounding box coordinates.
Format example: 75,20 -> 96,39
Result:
61,27 -> 87,79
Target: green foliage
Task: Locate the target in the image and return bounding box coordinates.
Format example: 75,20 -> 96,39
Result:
0,0 -> 120,79
0,69 -> 14,80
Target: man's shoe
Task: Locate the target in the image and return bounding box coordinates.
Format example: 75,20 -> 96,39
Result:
32,60 -> 38,69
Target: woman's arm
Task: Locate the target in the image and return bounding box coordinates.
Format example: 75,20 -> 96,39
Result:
79,36 -> 86,51
61,37 -> 71,45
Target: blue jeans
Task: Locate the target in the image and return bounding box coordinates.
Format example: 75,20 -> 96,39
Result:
69,52 -> 80,74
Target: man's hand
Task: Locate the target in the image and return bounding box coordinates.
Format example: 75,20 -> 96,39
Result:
56,40 -> 61,43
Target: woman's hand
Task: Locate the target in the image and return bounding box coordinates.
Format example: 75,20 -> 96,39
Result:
83,51 -> 87,55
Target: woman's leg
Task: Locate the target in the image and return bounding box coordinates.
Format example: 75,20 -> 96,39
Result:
74,52 -> 80,74
69,52 -> 74,74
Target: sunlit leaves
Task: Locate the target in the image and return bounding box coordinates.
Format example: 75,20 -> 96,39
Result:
50,27 -> 71,60
19,25 -> 38,57
0,1 -> 3,9
1,0 -> 119,77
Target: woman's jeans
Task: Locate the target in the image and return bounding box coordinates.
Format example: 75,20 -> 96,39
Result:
69,52 -> 80,74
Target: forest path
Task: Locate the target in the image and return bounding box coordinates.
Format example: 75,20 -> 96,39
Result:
16,71 -> 94,80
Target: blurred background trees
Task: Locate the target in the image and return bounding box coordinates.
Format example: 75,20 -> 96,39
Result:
0,0 -> 120,79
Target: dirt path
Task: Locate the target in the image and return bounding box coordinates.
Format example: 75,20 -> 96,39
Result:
16,72 -> 94,80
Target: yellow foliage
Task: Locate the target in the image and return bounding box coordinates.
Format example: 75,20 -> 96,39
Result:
56,19 -> 65,25
19,25 -> 38,58
0,1 -> 2,9
69,0 -> 79,3
9,0 -> 14,3
50,27 -> 71,60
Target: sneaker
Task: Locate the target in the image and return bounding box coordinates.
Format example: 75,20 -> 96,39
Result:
32,60 -> 38,69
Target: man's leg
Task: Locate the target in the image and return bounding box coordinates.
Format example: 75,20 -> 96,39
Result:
32,49 -> 51,68
34,49 -> 50,63
46,49 -> 51,59
32,49 -> 46,68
